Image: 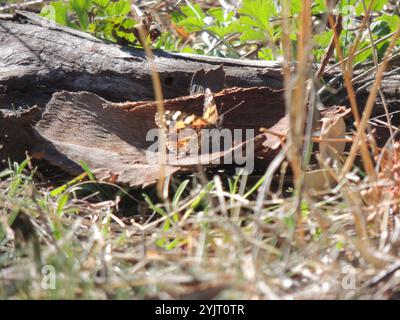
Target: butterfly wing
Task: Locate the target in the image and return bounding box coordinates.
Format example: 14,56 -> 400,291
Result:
155,110 -> 200,155
202,88 -> 219,126
154,89 -> 220,155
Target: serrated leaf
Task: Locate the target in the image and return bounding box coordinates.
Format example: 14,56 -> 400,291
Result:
105,0 -> 131,16
180,3 -> 205,20
239,27 -> 265,42
207,7 -> 225,23
177,16 -> 205,32
239,0 -> 276,32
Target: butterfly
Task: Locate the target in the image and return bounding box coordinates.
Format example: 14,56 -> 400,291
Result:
155,88 -> 222,155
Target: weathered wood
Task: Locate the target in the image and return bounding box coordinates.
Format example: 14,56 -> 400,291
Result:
0,11 -> 289,183
1,11 -> 400,187
0,11 -> 283,109
32,87 -> 284,187
1,11 -> 399,112
0,106 -> 41,165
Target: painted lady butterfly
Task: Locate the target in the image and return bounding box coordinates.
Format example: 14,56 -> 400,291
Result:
155,88 -> 222,155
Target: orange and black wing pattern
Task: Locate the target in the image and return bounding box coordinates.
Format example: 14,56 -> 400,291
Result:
155,88 -> 220,155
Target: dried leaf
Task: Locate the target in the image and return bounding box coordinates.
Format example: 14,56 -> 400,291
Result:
304,168 -> 334,193
319,113 -> 346,162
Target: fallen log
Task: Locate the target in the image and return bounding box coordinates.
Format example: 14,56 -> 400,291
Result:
1,11 -> 399,187
0,10 -> 284,109
0,11 -> 289,186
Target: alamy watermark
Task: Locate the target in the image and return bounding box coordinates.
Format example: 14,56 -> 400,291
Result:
146,127 -> 255,175
341,265 -> 357,290
41,265 -> 56,290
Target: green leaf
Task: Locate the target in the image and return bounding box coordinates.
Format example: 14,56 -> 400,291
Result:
181,46 -> 197,54
165,238 -> 179,250
40,2 -> 79,29
180,2 -> 205,20
207,7 -> 225,23
312,0 -> 327,13
239,0 -> 276,32
69,0 -> 91,30
301,201 -> 310,217
40,2 -> 69,26
93,0 -> 110,7
377,14 -> 400,32
290,0 -> 301,15
16,158 -> 30,175
105,0 -> 131,16
376,41 -> 390,61
177,3 -> 206,32
370,20 -> 391,37
156,218 -> 173,248
205,8 -> 237,38
284,215 -> 296,230
238,24 -> 266,42
177,16 -> 205,32
314,30 -> 332,48
259,47 -> 274,60
355,0 -> 386,15
336,241 -> 344,250
170,10 -> 186,23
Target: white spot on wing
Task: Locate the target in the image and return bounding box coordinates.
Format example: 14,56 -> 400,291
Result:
184,115 -> 195,124
172,111 -> 182,120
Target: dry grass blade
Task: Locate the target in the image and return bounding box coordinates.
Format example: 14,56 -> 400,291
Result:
340,25 -> 400,180
133,12 -> 167,199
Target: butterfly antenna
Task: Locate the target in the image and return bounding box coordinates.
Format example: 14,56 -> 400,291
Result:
219,100 -> 245,118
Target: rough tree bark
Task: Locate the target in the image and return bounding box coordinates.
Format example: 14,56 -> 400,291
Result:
0,11 -> 284,108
